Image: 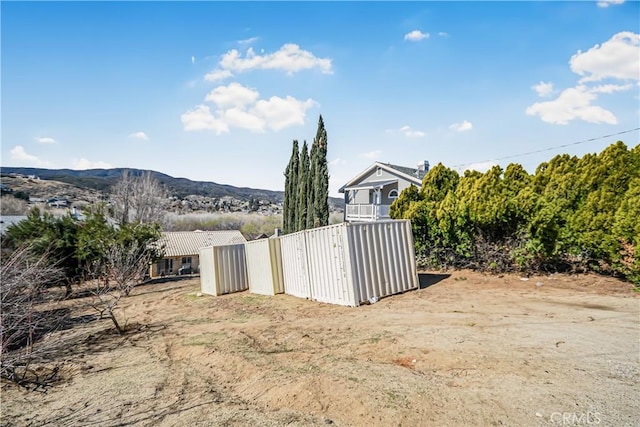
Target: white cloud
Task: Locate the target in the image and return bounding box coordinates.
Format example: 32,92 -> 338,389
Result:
10,145 -> 50,166
360,150 -> 382,159
387,126 -> 425,138
597,0 -> 624,7
35,136 -> 56,144
532,81 -> 554,97
181,104 -> 230,134
329,158 -> 346,166
398,125 -> 425,138
238,36 -> 259,45
205,82 -> 260,108
252,96 -> 316,131
193,44 -> 329,134
526,85 -> 618,125
72,158 -> 113,170
204,69 -> 234,82
527,32 -> 638,125
404,30 -> 429,42
217,44 -> 333,75
463,161 -> 498,173
220,107 -> 266,132
449,120 -> 473,132
570,31 -> 640,83
128,131 -> 149,141
191,56 -> 195,64
183,83 -> 316,134
438,32 -> 449,37
589,83 -> 633,93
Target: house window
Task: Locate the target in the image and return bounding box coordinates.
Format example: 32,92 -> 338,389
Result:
388,189 -> 399,199
376,167 -> 382,176
181,257 -> 192,266
164,258 -> 173,273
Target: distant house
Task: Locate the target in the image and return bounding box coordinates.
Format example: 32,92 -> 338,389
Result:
150,230 -> 246,278
0,184 -> 13,195
339,161 -> 429,222
47,197 -> 70,208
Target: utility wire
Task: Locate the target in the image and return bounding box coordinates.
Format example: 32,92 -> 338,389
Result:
452,127 -> 640,169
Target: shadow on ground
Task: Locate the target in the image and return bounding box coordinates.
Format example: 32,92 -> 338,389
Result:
418,273 -> 450,289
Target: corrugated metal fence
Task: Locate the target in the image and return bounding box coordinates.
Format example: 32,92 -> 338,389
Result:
346,220 -> 418,304
200,220 -> 418,306
279,220 -> 418,306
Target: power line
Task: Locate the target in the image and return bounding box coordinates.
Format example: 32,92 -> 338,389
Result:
452,127 -> 640,169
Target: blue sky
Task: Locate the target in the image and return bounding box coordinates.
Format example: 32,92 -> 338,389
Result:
2,1 -> 639,197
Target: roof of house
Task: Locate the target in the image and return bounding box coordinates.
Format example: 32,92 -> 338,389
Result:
386,163 -> 421,177
338,162 -> 423,193
343,179 -> 398,191
159,230 -> 246,257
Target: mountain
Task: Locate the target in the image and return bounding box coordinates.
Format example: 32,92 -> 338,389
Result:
0,167 -> 345,208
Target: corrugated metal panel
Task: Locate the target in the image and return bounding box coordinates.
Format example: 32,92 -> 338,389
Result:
346,220 -> 419,304
245,238 -> 284,296
199,244 -> 248,296
279,231 -> 311,299
270,238 -> 285,295
276,220 -> 418,307
304,224 -> 357,307
199,246 -> 216,295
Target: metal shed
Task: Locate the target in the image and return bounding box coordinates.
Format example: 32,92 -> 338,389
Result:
199,243 -> 248,296
279,220 -> 418,306
245,238 -> 284,296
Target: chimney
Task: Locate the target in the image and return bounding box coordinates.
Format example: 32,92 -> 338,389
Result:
416,160 -> 430,178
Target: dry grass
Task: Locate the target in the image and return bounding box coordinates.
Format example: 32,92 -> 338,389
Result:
2,270 -> 638,426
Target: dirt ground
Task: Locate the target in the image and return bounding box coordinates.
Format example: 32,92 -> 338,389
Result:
2,271 -> 638,427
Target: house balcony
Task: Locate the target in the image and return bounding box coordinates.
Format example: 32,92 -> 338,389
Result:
345,204 -> 391,222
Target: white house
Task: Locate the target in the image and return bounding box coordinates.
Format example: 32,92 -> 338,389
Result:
338,161 -> 429,222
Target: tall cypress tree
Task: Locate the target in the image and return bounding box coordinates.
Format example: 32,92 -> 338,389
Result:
283,140 -> 300,234
312,115 -> 329,227
296,141 -> 310,232
306,142 -> 318,229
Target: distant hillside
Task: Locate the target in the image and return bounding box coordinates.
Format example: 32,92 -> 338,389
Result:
0,167 -> 345,208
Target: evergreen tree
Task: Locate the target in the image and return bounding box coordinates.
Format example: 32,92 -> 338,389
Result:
388,140 -> 640,283
311,115 -> 329,227
283,140 -> 300,234
3,208 -> 80,295
306,142 -> 318,229
296,141 -> 310,232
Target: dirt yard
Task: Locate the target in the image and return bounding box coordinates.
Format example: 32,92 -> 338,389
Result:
2,271 -> 638,426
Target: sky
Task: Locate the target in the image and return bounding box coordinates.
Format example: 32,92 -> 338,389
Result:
2,1 -> 639,197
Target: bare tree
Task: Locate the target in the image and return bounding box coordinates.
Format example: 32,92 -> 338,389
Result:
86,240 -> 156,335
1,246 -> 67,388
131,172 -> 168,224
110,169 -> 133,226
110,170 -> 168,225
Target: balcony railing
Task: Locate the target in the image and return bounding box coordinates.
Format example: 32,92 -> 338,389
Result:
345,204 -> 391,222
